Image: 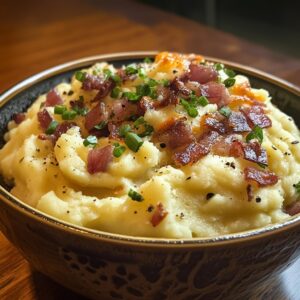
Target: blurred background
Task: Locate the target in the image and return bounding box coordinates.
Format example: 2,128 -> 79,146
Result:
140,0 -> 300,58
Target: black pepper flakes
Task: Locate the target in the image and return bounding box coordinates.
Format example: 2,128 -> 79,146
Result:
291,141 -> 299,145
186,176 -> 191,180
19,157 -> 24,163
160,143 -> 166,148
271,146 -> 277,150
180,212 -> 184,219
134,211 -> 137,214
147,205 -> 154,213
255,197 -> 262,203
206,193 -> 215,200
68,90 -> 74,96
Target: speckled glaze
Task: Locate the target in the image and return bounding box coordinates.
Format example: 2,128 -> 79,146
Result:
0,52 -> 300,300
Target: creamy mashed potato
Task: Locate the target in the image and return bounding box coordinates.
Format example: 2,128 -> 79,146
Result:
1,52 -> 300,238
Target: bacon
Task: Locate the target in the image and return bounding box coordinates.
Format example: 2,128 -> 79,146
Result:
150,203 -> 168,227
228,111 -> 251,132
285,201 -> 300,216
137,96 -> 155,115
185,81 -> 201,96
108,122 -> 120,139
116,68 -> 137,82
85,102 -> 108,131
87,145 -> 113,174
110,99 -> 137,122
188,64 -> 218,84
45,89 -> 63,107
37,109 -> 52,129
230,140 -> 268,166
244,167 -> 278,187
82,74 -> 105,91
70,99 -> 85,110
173,131 -> 220,166
52,122 -> 76,143
201,82 -> 230,108
154,118 -> 194,149
156,87 -> 178,107
241,105 -> 272,128
12,113 -> 25,124
212,134 -> 239,156
93,80 -> 115,101
204,113 -> 227,134
170,77 -> 190,97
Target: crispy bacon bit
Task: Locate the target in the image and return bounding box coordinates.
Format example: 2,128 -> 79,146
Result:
150,203 -> 168,227
93,80 -> 115,101
170,77 -> 190,97
157,87 -> 178,108
116,68 -> 136,82
85,103 -> 108,131
108,122 -> 120,139
285,201 -> 300,216
155,118 -> 194,149
110,99 -> 137,122
185,81 -> 201,96
137,96 -> 155,115
246,184 -> 254,201
188,64 -> 218,84
87,145 -> 113,174
12,113 -> 25,124
45,89 -> 63,107
204,113 -> 227,134
228,111 -> 251,132
70,99 -> 85,110
82,74 -> 105,91
201,82 -> 230,108
52,122 -> 76,143
173,131 -> 220,166
241,105 -> 272,128
212,134 -> 239,156
230,140 -> 268,166
38,109 -> 52,129
244,167 -> 278,187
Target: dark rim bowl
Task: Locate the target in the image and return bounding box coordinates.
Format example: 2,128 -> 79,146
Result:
0,51 -> 300,248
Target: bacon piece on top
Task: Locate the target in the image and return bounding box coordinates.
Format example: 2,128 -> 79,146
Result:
200,82 -> 230,108
38,109 -> 52,129
151,203 -> 168,227
87,145 -> 113,174
45,89 -> 63,107
85,102 -> 108,131
155,118 -> 194,149
244,167 -> 278,187
228,111 -> 251,133
188,63 -> 218,84
12,113 -> 25,124
285,201 -> 300,216
241,105 -> 272,128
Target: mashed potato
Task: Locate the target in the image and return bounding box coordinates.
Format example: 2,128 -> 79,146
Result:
1,52 -> 300,238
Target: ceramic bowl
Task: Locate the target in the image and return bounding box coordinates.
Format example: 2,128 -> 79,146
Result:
0,52 -> 300,300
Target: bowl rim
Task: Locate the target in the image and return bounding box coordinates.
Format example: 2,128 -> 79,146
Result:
1,51 -> 300,248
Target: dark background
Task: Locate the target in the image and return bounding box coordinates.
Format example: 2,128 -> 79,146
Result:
139,0 -> 300,58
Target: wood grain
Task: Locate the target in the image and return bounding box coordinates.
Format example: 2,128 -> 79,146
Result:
0,0 -> 299,299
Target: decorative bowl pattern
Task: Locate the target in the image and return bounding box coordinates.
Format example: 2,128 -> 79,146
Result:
0,52 -> 299,300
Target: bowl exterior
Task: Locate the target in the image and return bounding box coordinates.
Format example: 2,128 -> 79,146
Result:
0,196 -> 300,300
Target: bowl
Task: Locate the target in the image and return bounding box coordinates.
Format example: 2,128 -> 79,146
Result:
0,52 -> 300,300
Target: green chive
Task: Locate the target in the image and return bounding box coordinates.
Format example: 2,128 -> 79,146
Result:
54,105 -> 67,115
138,124 -> 154,137
147,78 -> 158,87
103,69 -> 112,79
119,124 -> 131,137
94,121 -> 107,130
294,181 -> 300,194
128,188 -> 144,201
224,68 -> 236,78
180,99 -> 198,118
219,106 -> 232,117
125,65 -> 138,75
45,120 -> 58,134
138,67 -> 146,79
83,135 -> 98,147
159,79 -> 170,87
134,116 -> 145,128
125,132 -> 143,152
257,162 -> 267,169
214,63 -> 224,71
123,92 -> 140,101
224,78 -> 236,88
136,84 -> 151,97
246,125 -> 263,144
111,87 -> 121,99
143,57 -> 153,63
113,145 -> 126,158
75,71 -> 86,82
62,110 -> 77,120
198,96 -> 209,107
111,74 -> 122,85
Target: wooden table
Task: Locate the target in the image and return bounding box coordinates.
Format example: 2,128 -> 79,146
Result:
0,0 -> 299,299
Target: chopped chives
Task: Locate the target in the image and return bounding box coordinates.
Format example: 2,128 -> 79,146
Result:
219,106 -> 232,117
75,71 -> 86,82
83,135 -> 98,147
224,68 -> 236,78
294,181 -> 300,194
224,78 -> 236,88
103,69 -> 112,79
128,188 -> 144,201
180,99 -> 198,118
214,63 -> 224,71
138,67 -> 146,79
125,132 -> 143,152
119,124 -> 131,137
111,74 -> 122,85
123,92 -> 140,101
143,57 -> 153,63
198,96 -> 209,107
54,105 -> 67,115
246,125 -> 263,144
62,110 -> 77,120
45,120 -> 58,134
125,65 -> 138,75
111,87 -> 121,98
138,124 -> 154,137
134,116 -> 145,128
113,145 -> 126,158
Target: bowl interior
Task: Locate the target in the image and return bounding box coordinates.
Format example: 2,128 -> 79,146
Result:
0,53 -> 300,245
